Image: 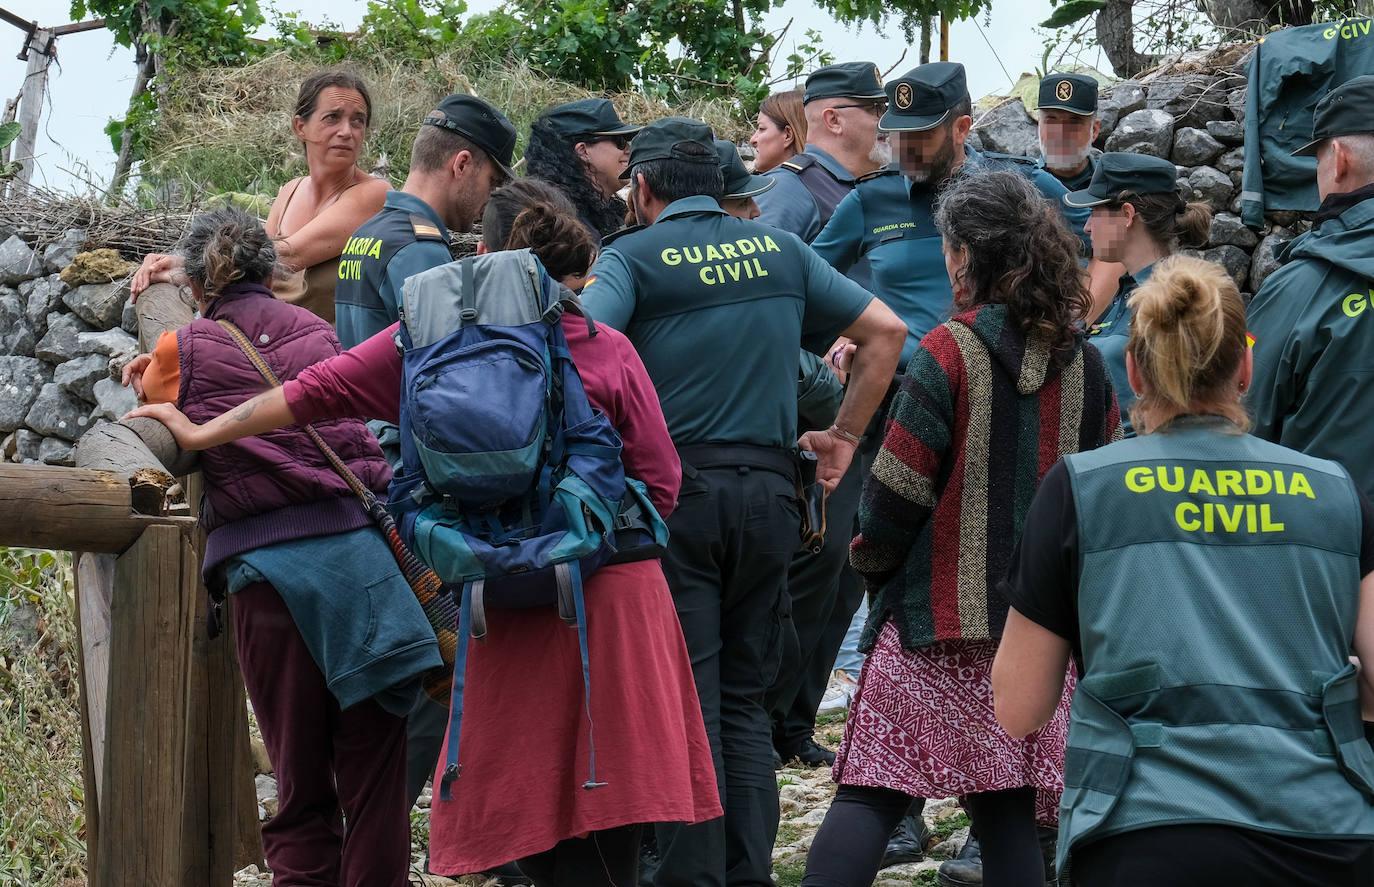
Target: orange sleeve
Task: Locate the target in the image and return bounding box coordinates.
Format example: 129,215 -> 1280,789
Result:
139,330 -> 181,406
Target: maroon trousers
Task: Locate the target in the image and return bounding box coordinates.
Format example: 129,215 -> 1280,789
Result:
233,581 -> 410,887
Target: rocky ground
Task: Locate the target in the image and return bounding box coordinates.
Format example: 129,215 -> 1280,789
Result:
232,710 -> 968,887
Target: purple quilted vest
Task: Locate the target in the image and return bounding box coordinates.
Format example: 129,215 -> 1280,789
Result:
177,283 -> 391,573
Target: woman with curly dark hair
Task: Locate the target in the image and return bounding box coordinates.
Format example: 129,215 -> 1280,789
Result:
801,169 -> 1122,887
524,98 -> 641,240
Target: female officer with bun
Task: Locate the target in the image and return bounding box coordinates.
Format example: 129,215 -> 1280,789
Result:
993,255 -> 1374,886
1064,153 -> 1211,434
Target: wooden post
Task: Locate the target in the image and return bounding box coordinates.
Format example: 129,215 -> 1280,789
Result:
73,552 -> 115,875
95,523 -> 199,887
13,27 -> 51,186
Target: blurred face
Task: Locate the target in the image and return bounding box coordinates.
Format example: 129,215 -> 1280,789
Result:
894,124 -> 957,185
833,98 -> 885,155
1038,109 -> 1099,175
720,196 -> 761,219
1084,202 -> 1134,264
750,113 -> 796,173
577,134 -> 633,198
294,87 -> 368,168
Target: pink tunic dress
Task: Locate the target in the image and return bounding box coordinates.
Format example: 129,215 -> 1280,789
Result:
285,317 -> 722,873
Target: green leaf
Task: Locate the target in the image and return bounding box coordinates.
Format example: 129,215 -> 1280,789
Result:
0,121 -> 19,151
1040,0 -> 1106,28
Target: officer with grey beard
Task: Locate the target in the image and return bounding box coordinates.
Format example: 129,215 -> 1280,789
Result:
812,62 -> 1082,366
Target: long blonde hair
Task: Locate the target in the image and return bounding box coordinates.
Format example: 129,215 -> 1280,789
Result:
1126,255 -> 1249,433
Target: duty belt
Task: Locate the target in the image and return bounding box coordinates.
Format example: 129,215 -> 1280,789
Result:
676,443 -> 798,481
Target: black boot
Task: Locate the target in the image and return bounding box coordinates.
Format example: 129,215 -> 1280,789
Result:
776,736 -> 836,768
935,830 -> 981,887
879,798 -> 931,867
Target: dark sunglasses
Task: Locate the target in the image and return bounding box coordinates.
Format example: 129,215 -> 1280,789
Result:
592,134 -> 633,149
832,101 -> 888,116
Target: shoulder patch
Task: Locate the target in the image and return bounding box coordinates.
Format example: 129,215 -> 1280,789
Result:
409,213 -> 445,241
780,155 -> 815,173
980,150 -> 1037,166
855,167 -> 900,184
600,224 -> 645,247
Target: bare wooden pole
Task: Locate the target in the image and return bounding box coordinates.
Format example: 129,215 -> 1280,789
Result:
12,26 -> 51,186
0,464 -> 191,552
73,552 -> 115,874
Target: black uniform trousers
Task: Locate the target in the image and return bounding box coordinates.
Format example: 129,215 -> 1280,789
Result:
654,450 -> 800,887
767,444 -> 870,753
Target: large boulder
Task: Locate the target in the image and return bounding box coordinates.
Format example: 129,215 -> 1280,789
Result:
1145,74 -> 1230,129
25,382 -> 92,441
0,289 -> 34,357
1206,120 -> 1244,145
63,281 -> 131,329
1184,166 -> 1234,209
0,234 -> 42,286
54,353 -> 111,403
78,327 -> 139,360
0,356 -> 51,432
1203,244 -> 1250,289
42,228 -> 88,274
1209,212 -> 1259,249
91,376 -> 139,423
34,311 -> 95,364
973,100 -> 1040,158
19,274 -> 67,338
1097,80 -> 1146,139
1251,228 -> 1298,291
1104,109 -> 1175,158
1172,128 -> 1225,166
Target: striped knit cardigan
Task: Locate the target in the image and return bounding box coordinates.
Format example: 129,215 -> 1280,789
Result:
851,302 -> 1121,652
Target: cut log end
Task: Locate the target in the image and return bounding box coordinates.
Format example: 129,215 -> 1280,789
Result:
129,467 -> 179,516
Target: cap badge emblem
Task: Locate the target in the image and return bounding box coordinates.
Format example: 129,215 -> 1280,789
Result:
895,82 -> 914,110
874,64 -> 883,86
1056,79 -> 1074,102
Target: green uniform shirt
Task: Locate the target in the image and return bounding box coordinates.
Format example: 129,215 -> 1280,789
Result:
334,190 -> 453,349
1241,18 -> 1374,226
812,146 -> 1084,368
581,195 -> 874,448
1088,262 -> 1154,438
1247,191 -> 1374,500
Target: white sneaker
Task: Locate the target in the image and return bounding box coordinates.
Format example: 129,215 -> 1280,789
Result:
817,669 -> 858,713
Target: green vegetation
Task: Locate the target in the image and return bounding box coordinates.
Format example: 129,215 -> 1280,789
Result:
931,810 -> 971,842
0,549 -> 84,887
774,858 -> 807,886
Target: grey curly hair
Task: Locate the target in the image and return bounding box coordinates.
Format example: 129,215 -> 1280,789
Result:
178,208 -> 277,296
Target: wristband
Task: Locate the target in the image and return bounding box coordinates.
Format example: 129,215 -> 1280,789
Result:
829,424 -> 861,445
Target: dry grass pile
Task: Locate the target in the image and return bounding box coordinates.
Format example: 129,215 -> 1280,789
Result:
0,548 -> 85,887
148,52 -> 752,196
0,182 -> 208,258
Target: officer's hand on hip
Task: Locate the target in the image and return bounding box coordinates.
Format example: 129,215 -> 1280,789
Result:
798,426 -> 859,492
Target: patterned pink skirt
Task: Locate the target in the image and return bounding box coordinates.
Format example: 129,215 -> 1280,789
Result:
832,621 -> 1076,825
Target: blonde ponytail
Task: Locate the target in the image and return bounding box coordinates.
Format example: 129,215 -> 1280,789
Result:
1126,255 -> 1249,433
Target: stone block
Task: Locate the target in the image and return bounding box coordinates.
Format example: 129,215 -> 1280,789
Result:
1251,229 -> 1297,291
35,311 -> 95,364
1203,244 -> 1250,289
1184,166 -> 1234,209
1215,146 -> 1245,176
91,376 -> 139,423
1145,74 -> 1229,129
1098,80 -> 1146,138
63,280 -> 131,329
1209,212 -> 1259,249
14,428 -> 41,462
42,228 -> 87,274
0,234 -> 42,286
19,274 -> 66,338
78,327 -> 139,359
972,100 -> 1040,158
25,382 -> 92,441
0,290 -> 34,357
1206,120 -> 1244,144
1172,127 -> 1225,166
38,437 -> 74,466
1104,109 -> 1175,158
0,356 -> 51,432
55,353 -> 111,403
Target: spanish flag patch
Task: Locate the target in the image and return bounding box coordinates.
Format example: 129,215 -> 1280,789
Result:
1246,332 -> 1256,348
584,275 -> 597,288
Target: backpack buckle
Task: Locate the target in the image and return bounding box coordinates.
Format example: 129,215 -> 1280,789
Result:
459,308 -> 478,322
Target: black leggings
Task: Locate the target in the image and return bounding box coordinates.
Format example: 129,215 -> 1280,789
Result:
801,785 -> 1043,887
517,823 -> 643,887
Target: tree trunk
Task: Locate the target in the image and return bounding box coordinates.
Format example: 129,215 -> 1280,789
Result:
1200,0 -> 1318,36
1096,0 -> 1157,78
108,48 -> 153,200
919,15 -> 932,65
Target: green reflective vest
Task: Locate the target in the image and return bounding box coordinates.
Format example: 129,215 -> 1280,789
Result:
1059,417 -> 1374,876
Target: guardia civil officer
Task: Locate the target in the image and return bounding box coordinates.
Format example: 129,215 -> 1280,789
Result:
1036,72 -> 1125,317
995,255 -> 1374,886
331,93 -> 516,814
755,61 -> 890,249
813,62 -> 1086,368
1248,75 -> 1374,502
580,117 -> 906,887
1063,153 -> 1211,436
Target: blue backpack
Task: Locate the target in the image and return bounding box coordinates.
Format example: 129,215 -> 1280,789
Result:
389,249 -> 667,801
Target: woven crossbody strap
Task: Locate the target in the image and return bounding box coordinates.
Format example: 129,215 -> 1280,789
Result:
214,319 -> 376,507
